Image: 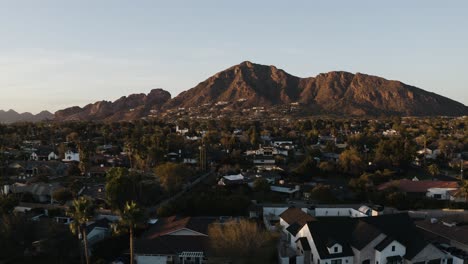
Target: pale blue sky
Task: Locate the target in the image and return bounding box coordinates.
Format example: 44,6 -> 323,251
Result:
0,0 -> 467,113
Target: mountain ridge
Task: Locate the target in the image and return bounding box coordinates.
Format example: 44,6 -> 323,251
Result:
14,61 -> 468,122
0,109 -> 54,123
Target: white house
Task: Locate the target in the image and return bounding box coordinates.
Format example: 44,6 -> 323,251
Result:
218,174 -> 245,186
427,187 -> 459,200
63,150 -> 80,162
279,213 -> 447,264
246,146 -> 288,157
175,125 -> 189,135
48,152 -> 59,160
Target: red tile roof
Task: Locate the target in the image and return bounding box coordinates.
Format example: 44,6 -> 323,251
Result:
145,216 -> 216,239
280,207 -> 316,226
378,179 -> 459,193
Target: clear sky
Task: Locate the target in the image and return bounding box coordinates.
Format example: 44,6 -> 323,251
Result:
0,0 -> 467,114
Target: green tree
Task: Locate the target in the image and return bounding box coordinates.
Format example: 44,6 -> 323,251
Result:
67,196 -> 95,264
427,164 -> 440,179
339,147 -> 364,176
455,180 -> 468,202
154,163 -> 192,194
0,195 -> 18,215
105,167 -> 141,210
310,184 -> 336,203
52,188 -> 73,204
253,178 -> 270,193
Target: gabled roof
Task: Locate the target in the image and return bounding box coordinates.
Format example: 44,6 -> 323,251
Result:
135,215 -> 217,256
307,213 -> 431,260
85,218 -> 110,234
144,216 -> 217,239
375,236 -> 397,251
280,207 -> 316,226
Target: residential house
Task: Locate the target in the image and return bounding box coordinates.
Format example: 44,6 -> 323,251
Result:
378,179 -> 460,200
246,146 -> 288,157
63,150 -> 80,162
281,213 -> 447,264
9,182 -> 62,203
85,218 -> 112,247
134,216 -> 217,264
415,217 -> 468,252
279,207 -> 316,264
218,174 -> 245,186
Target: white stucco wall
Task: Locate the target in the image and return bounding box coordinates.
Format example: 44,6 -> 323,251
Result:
409,244 -> 445,264
136,255 -> 168,264
375,240 -> 406,264
427,188 -> 458,200
351,234 -> 386,264
328,244 -> 343,254
167,228 -> 205,236
315,208 -> 367,218
263,207 -> 289,217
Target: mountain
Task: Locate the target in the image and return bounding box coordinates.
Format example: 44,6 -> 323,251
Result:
54,61 -> 467,121
0,109 -> 54,123
54,88 -> 171,121
167,61 -> 467,116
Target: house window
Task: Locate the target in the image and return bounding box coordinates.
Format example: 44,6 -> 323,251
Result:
447,259 -> 453,264
391,245 -> 395,251
331,259 -> 342,264
334,247 -> 338,253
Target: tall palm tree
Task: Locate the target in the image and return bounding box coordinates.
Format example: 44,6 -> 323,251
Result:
117,201 -> 145,264
67,196 -> 95,264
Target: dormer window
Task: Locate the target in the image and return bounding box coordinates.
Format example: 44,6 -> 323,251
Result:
334,247 -> 338,253
392,245 -> 395,251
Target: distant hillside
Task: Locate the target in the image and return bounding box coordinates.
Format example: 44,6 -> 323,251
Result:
0,109 -> 53,123
54,88 -> 171,122
167,61 -> 468,116
54,61 -> 468,121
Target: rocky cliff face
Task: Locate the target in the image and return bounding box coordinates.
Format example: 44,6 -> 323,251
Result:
54,88 -> 171,121
167,61 -> 467,116
54,62 -> 467,121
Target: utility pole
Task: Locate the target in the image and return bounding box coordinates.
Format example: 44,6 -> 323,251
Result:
423,135 -> 427,167
461,159 -> 464,180
199,140 -> 207,172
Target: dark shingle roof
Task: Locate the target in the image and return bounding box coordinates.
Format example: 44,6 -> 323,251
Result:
375,236 -> 396,251
297,237 -> 311,251
307,213 -> 431,260
286,222 -> 301,236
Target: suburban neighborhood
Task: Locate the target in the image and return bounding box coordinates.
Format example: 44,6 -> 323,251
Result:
0,116 -> 467,264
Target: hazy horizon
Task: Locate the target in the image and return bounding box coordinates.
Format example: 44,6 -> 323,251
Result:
1,1 -> 467,114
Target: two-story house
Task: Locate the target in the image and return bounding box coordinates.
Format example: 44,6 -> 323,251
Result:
281,213 -> 447,264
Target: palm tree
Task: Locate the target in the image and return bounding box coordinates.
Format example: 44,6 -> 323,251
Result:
116,201 -> 145,264
67,196 -> 95,264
